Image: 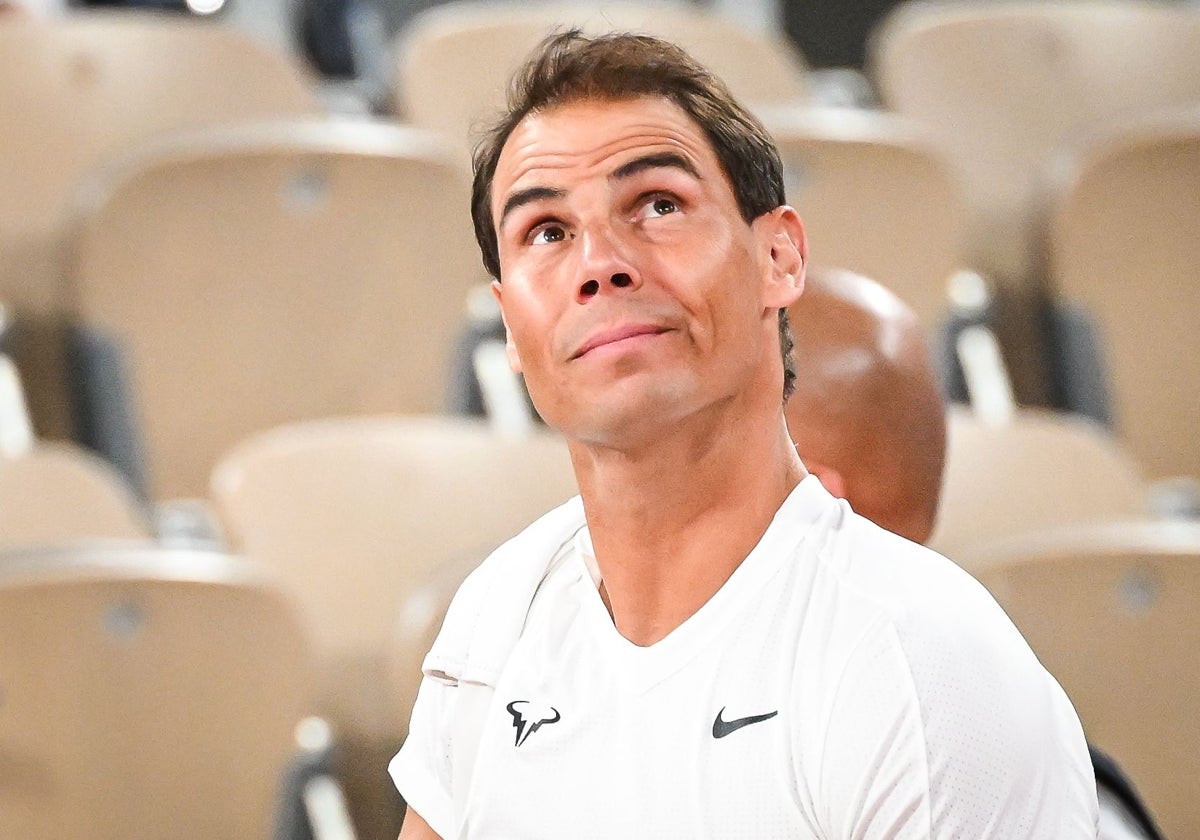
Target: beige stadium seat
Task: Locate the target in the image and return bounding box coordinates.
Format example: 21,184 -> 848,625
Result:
871,1 -> 1200,402
761,106 -> 964,330
393,0 -> 809,156
0,13 -> 318,268
871,0 -> 1200,287
0,443 -> 150,549
211,415 -> 578,838
972,520 -> 1200,840
0,546 -> 315,840
930,407 -> 1148,564
69,119 -> 481,500
1048,107 -> 1200,482
0,12 -> 321,438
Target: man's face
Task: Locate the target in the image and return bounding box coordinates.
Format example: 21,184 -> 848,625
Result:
490,96 -> 804,446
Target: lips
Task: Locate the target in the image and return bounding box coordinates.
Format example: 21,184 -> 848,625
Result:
571,322 -> 670,359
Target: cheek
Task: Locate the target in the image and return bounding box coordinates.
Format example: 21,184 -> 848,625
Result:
675,237 -> 764,337
499,283 -> 559,365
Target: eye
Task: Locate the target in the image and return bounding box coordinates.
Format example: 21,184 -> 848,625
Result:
632,194 -> 682,221
650,197 -> 678,216
528,223 -> 571,245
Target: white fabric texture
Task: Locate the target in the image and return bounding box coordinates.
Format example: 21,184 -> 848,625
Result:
391,477 -> 1099,839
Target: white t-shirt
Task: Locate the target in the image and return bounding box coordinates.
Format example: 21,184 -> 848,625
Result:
392,476 -> 1099,839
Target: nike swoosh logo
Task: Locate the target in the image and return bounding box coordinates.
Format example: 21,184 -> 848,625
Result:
712,706 -> 779,739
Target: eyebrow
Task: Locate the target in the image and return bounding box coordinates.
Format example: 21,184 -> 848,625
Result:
610,151 -> 701,182
496,152 -> 701,230
499,185 -> 566,230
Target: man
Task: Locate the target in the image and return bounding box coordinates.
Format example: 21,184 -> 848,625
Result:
392,30 -> 1097,839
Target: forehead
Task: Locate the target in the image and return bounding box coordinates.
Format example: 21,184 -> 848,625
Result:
492,96 -> 726,207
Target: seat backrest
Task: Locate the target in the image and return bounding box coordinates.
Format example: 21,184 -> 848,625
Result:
972,520 -> 1200,840
0,546 -> 314,840
70,120 -> 480,500
871,0 -> 1200,285
210,415 -> 578,738
0,443 -> 149,549
1048,107 -> 1200,481
393,0 -> 809,155
931,407 -> 1148,563
764,106 -> 964,330
0,12 -> 320,316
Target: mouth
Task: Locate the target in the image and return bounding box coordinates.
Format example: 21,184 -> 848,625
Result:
571,323 -> 671,360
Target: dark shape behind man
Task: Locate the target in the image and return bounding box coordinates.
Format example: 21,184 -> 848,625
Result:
785,266 -> 945,543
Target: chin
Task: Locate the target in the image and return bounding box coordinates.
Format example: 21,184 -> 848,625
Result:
557,408 -> 661,449
560,392 -> 693,449
532,367 -> 718,442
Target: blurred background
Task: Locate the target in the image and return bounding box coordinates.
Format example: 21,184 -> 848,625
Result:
1,0 -> 1198,838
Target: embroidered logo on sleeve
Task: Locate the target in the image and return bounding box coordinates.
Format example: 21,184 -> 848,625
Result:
506,700 -> 562,746
712,706 -> 778,739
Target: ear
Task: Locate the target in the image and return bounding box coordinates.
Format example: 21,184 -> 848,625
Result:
804,459 -> 847,500
758,205 -> 806,310
491,280 -> 523,373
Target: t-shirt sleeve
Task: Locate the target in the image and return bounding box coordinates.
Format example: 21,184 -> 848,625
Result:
390,674 -> 457,839
817,592 -> 1099,839
387,495 -> 585,838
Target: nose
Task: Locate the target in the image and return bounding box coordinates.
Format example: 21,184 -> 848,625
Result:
578,272 -> 635,299
575,226 -> 641,303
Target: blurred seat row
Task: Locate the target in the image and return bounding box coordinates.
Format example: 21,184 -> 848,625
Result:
2,1 -> 1199,837
3,0 -> 1198,503
0,545 -> 315,839
3,406 -> 1200,835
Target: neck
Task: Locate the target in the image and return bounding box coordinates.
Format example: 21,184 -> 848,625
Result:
569,407 -> 806,646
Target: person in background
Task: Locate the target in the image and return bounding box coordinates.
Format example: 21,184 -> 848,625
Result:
784,266 -> 945,544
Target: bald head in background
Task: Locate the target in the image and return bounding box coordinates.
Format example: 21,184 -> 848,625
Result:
786,267 -> 947,544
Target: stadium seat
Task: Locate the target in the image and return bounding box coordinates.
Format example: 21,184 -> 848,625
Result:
0,545 -> 315,840
870,0 -> 1200,403
1046,106 -> 1200,482
972,520 -> 1200,840
871,0 -> 1200,286
392,0 -> 809,156
0,12 -> 321,437
931,407 -> 1148,564
0,12 -> 319,261
69,118 -> 480,500
761,106 -> 964,331
0,442 -> 150,548
210,415 -> 578,837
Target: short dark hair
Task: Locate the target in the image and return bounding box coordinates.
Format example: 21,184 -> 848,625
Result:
471,29 -> 797,400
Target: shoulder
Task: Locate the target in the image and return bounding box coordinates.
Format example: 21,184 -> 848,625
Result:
422,495 -> 587,685
806,508 -> 1098,837
807,502 -> 1021,658
768,481 -> 1029,690
810,507 -> 1072,733
448,494 -> 587,619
